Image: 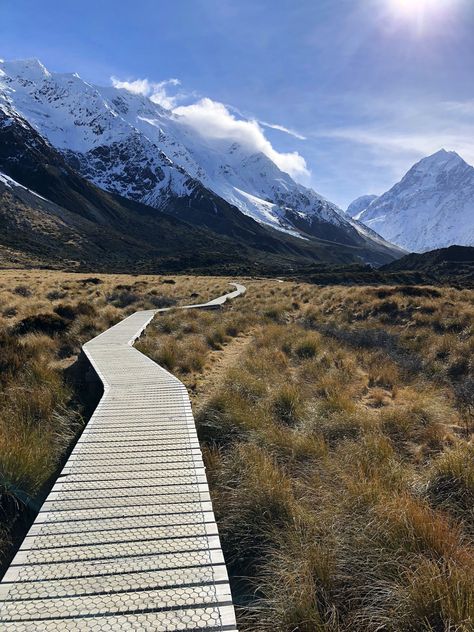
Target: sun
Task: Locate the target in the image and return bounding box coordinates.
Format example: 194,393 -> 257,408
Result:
386,0 -> 457,28
389,0 -> 451,16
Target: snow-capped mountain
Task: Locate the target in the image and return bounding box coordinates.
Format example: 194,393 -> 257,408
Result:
352,150 -> 474,253
1,104 -> 308,272
0,58 -> 393,254
346,194 -> 378,218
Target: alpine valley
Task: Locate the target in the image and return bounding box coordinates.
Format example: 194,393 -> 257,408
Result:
0,58 -> 402,272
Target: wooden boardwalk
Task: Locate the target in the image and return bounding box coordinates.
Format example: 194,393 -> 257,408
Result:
0,283 -> 245,631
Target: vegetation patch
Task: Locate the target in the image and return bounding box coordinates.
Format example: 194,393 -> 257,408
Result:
0,272 -> 472,631
139,279 -> 474,631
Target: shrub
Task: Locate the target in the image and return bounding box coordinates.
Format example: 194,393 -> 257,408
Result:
177,337 -> 207,373
427,443 -> 474,520
367,357 -> 399,389
308,410 -> 367,445
225,324 -> 239,337
14,313 -> 68,336
213,445 -> 296,574
156,339 -> 178,371
454,377 -> 474,435
447,356 -> 471,380
375,299 -> 400,315
0,331 -> 30,384
13,285 -> 32,297
381,390 -> 450,454
54,304 -> 76,320
75,302 -> 97,317
403,558 -> 474,630
46,289 -> 67,301
196,390 -> 260,446
79,277 -> 102,285
206,326 -> 227,350
2,307 -> 17,318
255,518 -> 335,632
146,294 -> 177,309
225,367 -> 267,403
107,290 -> 140,308
0,403 -> 80,504
396,286 -> 442,298
264,306 -> 287,323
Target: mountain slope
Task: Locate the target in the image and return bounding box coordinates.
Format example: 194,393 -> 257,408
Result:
346,194 -> 378,218
355,150 -> 474,252
0,108 -> 287,271
0,107 -> 402,272
0,58 -> 401,264
381,245 -> 474,286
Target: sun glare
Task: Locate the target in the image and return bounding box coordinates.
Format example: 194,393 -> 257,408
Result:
393,0 -> 429,13
389,0 -> 453,18
385,0 -> 459,32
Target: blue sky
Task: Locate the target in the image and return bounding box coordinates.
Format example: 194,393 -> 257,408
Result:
2,0 -> 474,207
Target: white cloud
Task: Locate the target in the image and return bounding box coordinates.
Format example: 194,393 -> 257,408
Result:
111,76 -> 181,109
110,77 -> 309,180
174,98 -> 309,179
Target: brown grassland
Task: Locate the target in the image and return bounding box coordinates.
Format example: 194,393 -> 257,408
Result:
0,271 -> 473,631
138,280 -> 474,632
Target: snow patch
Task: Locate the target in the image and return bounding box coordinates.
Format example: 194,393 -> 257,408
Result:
0,170 -> 51,202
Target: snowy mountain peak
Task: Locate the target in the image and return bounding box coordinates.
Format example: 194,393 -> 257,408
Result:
411,149 -> 466,174
0,58 -> 51,82
355,150 -> 474,252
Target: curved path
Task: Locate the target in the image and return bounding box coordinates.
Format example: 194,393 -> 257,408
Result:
0,283 -> 245,631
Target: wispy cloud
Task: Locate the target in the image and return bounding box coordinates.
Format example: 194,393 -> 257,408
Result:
111,76 -> 182,109
441,99 -> 474,117
226,104 -> 307,140
259,121 -> 306,140
312,96 -> 474,180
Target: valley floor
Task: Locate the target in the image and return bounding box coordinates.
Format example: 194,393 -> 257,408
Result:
0,271 -> 473,631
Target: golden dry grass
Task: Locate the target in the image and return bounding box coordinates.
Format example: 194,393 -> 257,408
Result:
138,280 -> 474,631
1,271 -> 473,630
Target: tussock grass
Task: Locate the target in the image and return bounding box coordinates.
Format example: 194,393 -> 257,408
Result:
272,383 -> 305,426
138,280 -> 473,631
427,443 -> 474,531
2,272 -> 472,629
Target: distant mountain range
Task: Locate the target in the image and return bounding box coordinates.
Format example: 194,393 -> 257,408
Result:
0,58 -> 401,270
346,150 -> 474,253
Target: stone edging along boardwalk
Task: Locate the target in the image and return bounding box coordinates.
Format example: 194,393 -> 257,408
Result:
0,283 -> 246,631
